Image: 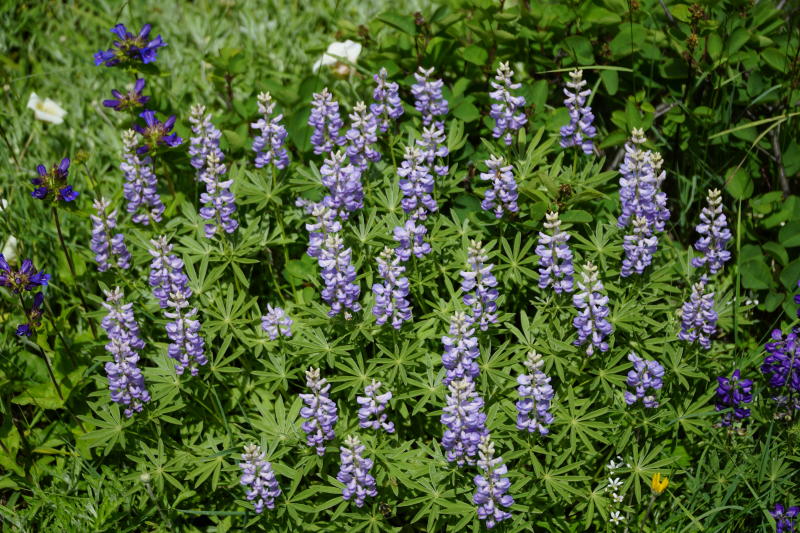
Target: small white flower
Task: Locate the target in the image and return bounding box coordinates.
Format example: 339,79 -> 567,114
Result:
27,92 -> 67,124
609,510 -> 624,525
607,477 -> 623,491
2,235 -> 18,263
607,456 -> 625,471
312,40 -> 362,76
612,492 -> 624,504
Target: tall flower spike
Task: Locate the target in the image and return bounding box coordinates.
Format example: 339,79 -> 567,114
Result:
617,129 -> 669,232
345,101 -> 381,170
411,66 -> 449,127
121,129 -> 164,225
199,151 -> 239,238
337,435 -> 377,508
239,444 -> 281,513
441,378 -> 488,466
535,211 -> 574,293
320,150 -> 363,219
572,262 -> 613,355
692,189 -> 732,275
357,380 -> 395,433
163,291 -> 207,376
398,145 -> 437,221
371,67 -> 403,132
261,305 -> 293,340
559,69 -> 596,154
251,92 -> 290,170
318,233 -> 362,318
678,278 -> 718,350
301,200 -> 342,260
489,62 -> 527,145
148,236 -> 192,309
624,352 -> 664,408
461,240 -> 499,331
621,216 -> 658,277
188,104 -> 224,178
479,155 -> 518,218
100,287 -> 150,417
416,123 -> 449,177
441,312 -> 480,386
516,350 -> 555,435
90,197 -> 131,272
473,436 -> 514,529
715,369 -> 753,427
94,23 -> 166,67
761,327 -> 800,418
309,88 -> 346,155
30,157 -> 78,203
392,219 -> 431,262
371,247 -> 412,329
299,367 -> 338,455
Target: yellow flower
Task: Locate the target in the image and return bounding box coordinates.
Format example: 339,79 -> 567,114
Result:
651,473 -> 669,495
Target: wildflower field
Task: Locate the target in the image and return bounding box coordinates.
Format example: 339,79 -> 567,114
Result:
2,0 -> 800,531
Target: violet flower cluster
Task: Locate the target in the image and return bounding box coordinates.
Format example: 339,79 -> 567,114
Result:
535,211 -> 574,294
441,378 -> 488,466
398,145 -> 438,221
371,67 -> 403,132
461,240 -> 499,331
715,369 -> 753,427
239,444 -> 281,513
488,62 -> 527,145
678,278 -> 718,350
299,367 -> 338,455
515,350 -> 555,435
100,287 -> 150,417
133,110 -> 182,153
624,352 -> 664,408
319,233 -> 361,318
320,151 -> 363,219
473,436 -> 514,529
572,262 -> 612,356
2,255 -> 49,337
691,189 -> 731,275
90,197 -> 131,272
392,219 -> 431,262
479,155 -> 518,218
16,292 -> 45,338
441,312 -> 480,386
357,379 -> 395,433
188,103 -> 223,177
103,78 -> 149,112
261,305 -> 292,340
417,123 -> 449,177
345,101 -> 381,170
411,66 -> 448,127
309,88 -> 345,155
621,216 -> 659,277
31,157 -> 78,203
337,435 -> 377,508
371,247 -> 412,329
94,23 -> 166,67
762,327 -> 800,418
121,129 -> 164,225
771,504 -> 799,533
251,92 -> 290,170
559,69 -> 596,154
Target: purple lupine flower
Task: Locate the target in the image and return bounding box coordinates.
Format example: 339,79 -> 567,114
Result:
392,219 -> 431,262
30,157 -> 78,203
441,311 -> 480,386
762,327 -> 800,418
337,435 -> 377,507
345,101 -> 381,170
692,189 -> 732,275
16,291 -> 45,338
479,155 -> 518,218
559,69 -> 596,155
0,255 -> 50,293
371,67 -> 403,132
103,78 -> 149,112
319,233 -> 361,318
357,379 -> 395,433
94,23 -> 166,67
239,443 -> 281,513
715,369 -> 753,426
488,62 -> 526,146
473,436 -> 514,529
371,247 -> 412,329
621,216 -> 659,277
516,350 -> 555,435
90,197 -> 131,272
572,262 -> 612,356
300,200 -> 342,260
397,145 -> 437,220
417,124 -> 449,177
678,278 -> 718,350
299,367 -> 338,455
100,287 -> 150,417
461,240 -> 499,331
309,88 -> 346,155
535,211 -> 574,294
441,378 -> 488,466
188,104 -> 224,175
251,92 -> 290,170
164,291 -> 207,376
133,110 -> 182,153
411,66 -> 448,127
624,352 -> 664,408
199,151 -> 238,238
771,504 -> 799,533
148,236 -> 192,309
320,150 -> 363,219
617,129 -> 669,232
121,129 -> 165,225
261,304 -> 292,340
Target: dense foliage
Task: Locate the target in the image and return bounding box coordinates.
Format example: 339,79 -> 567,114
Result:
1,0 -> 799,531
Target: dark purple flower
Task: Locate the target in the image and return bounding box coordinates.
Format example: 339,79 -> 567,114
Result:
715,369 -> 753,426
16,292 -> 45,337
133,110 -> 182,153
0,255 -> 50,294
771,503 -> 799,533
94,23 -> 166,67
30,157 -> 77,203
762,327 -> 800,418
103,78 -> 150,112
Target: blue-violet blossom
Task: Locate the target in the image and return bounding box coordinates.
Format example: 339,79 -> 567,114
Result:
516,350 -> 555,435
357,379 -> 395,433
441,378 -> 488,466
473,436 -> 514,529
461,240 -> 499,331
299,367 -> 338,455
251,92 -> 290,170
121,129 -> 164,224
479,155 -> 518,218
489,62 -> 527,145
411,66 -> 448,127
371,67 -> 403,132
337,435 -> 377,508
372,247 -> 412,329
392,219 -> 431,262
691,189 -> 731,275
320,150 -> 363,219
318,233 -> 361,318
261,305 -> 292,340
572,262 -> 612,356
535,211 -> 574,293
441,312 -> 480,386
309,88 -> 345,155
398,145 -> 437,220
239,444 -> 281,513
90,197 -> 131,272
678,278 -> 718,350
624,352 -> 664,408
345,101 -> 381,170
559,69 -> 596,154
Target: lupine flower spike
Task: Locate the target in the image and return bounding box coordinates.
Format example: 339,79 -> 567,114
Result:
189,104 -> 223,178
479,155 -> 518,218
357,380 -> 395,433
411,66 -> 448,127
461,240 -> 499,331
392,219 -> 431,262
441,312 -> 480,385
762,327 -> 800,418
94,23 -> 166,67
692,189 -> 731,275
536,211 -> 574,293
103,78 -> 149,112
299,367 -> 338,455
560,69 -> 596,154
441,378 -> 488,465
121,129 -> 164,225
572,262 -> 612,356
31,158 -> 78,203
621,216 -> 658,277
371,67 -> 403,132
624,352 -> 664,408
320,150 -> 363,219
239,444 -> 281,513
398,145 -> 437,221
371,247 -> 412,329
678,277 -> 718,350
261,305 -> 292,340
489,62 -> 527,145
417,123 -> 449,177
337,435 -> 377,508
345,101 -> 381,170
251,92 -> 290,170
516,350 -> 555,435
473,436 -> 514,529
319,233 -> 361,318
715,369 -> 753,426
309,88 -> 346,155
90,197 -> 131,272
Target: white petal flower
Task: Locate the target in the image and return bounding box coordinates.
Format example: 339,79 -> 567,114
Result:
312,40 -> 362,75
27,92 -> 67,124
609,510 -> 624,525
607,477 -> 623,490
2,235 -> 18,263
612,492 -> 624,504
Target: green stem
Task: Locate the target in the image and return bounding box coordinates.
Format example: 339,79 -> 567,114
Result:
18,294 -> 63,401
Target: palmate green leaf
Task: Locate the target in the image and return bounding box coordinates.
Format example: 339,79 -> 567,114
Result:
552,389 -> 612,454
186,436 -> 232,491
77,404 -> 128,457
496,231 -> 538,285
530,452 -> 590,502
